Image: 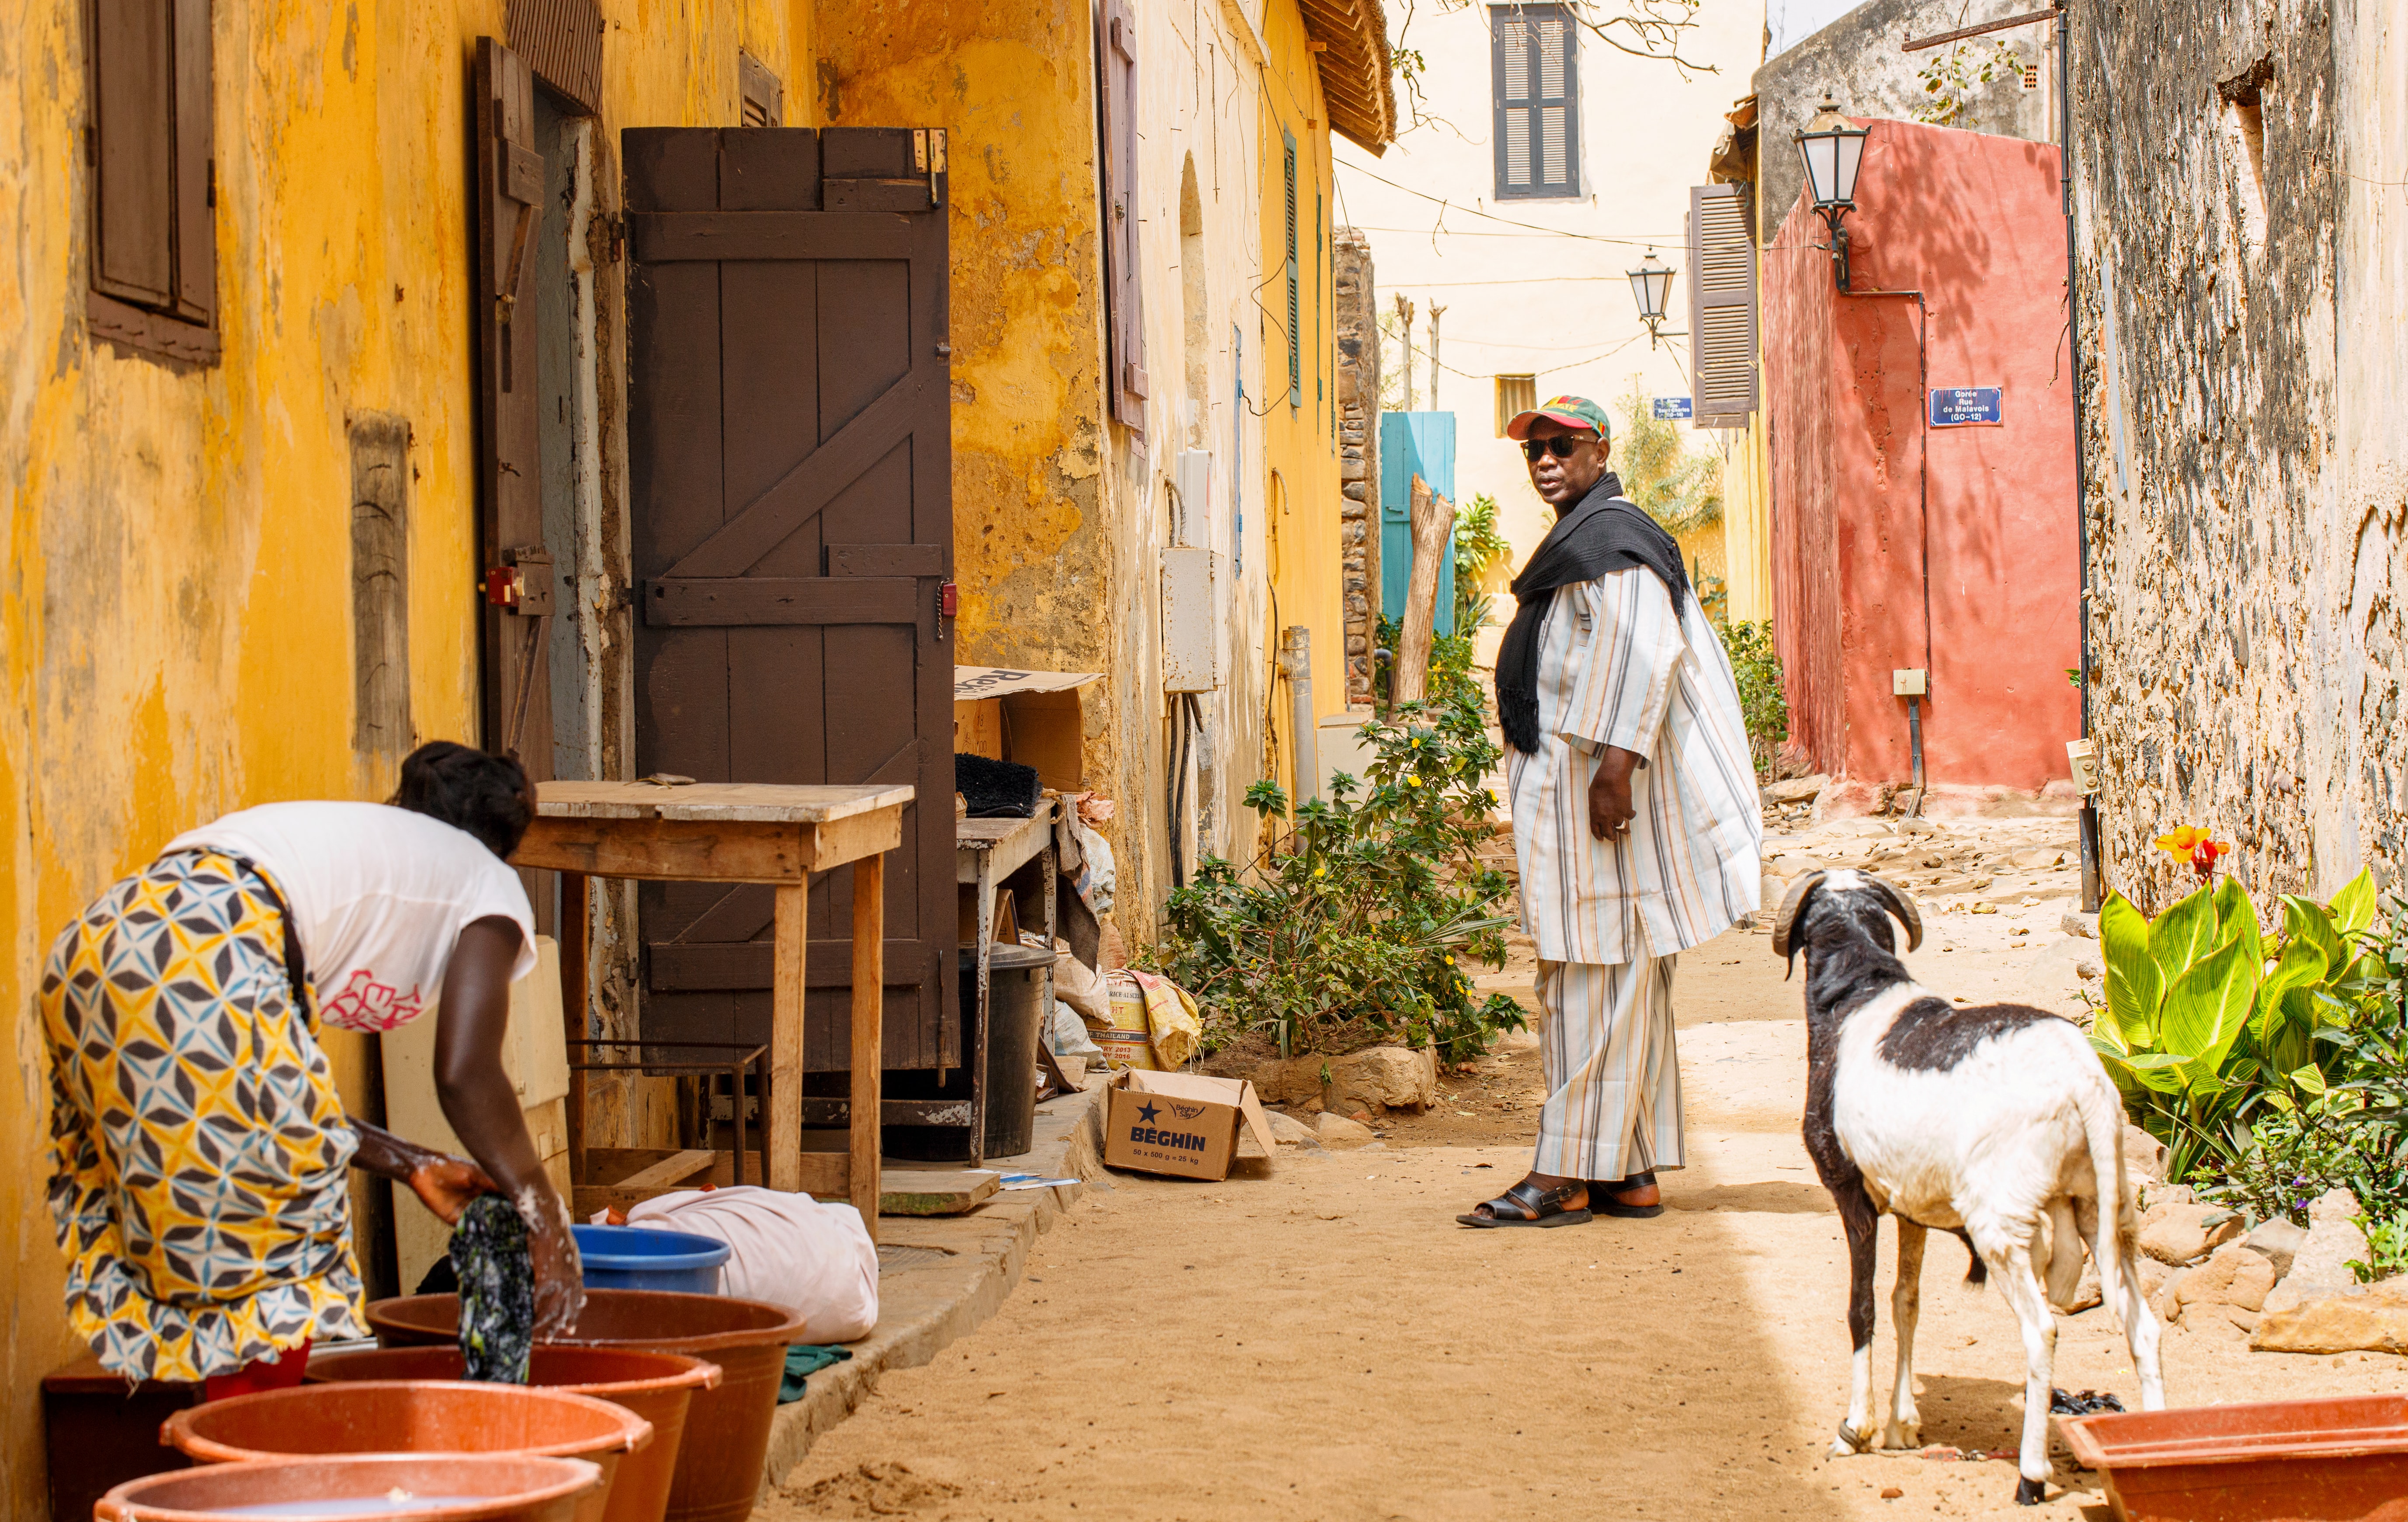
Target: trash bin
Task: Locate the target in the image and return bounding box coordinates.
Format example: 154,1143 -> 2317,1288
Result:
969,943 -> 1055,1159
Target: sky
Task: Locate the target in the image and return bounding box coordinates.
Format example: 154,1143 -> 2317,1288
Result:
1765,0 -> 1869,57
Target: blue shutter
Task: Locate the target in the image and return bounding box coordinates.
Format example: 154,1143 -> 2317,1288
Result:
1379,411 -> 1457,636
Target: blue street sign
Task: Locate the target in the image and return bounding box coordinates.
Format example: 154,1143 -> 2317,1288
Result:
1652,396 -> 1693,421
1929,387 -> 2005,426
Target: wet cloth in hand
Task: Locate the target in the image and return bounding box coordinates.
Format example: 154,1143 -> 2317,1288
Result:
452,1195 -> 535,1383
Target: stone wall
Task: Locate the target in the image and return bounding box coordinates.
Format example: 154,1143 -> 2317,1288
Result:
1755,0 -> 2054,244
2071,0 -> 2408,908
1334,227 -> 1382,707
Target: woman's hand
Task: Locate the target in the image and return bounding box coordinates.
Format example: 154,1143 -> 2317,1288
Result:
526,1198 -> 587,1339
407,1156 -> 500,1225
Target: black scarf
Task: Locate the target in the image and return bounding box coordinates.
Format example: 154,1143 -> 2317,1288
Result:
1494,472 -> 1691,755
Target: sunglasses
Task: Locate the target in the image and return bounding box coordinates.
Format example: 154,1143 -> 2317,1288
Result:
1521,434 -> 1595,461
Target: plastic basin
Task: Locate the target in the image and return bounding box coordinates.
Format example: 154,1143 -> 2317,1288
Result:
365,1292 -> 806,1522
96,1454 -> 602,1521
164,1383 -> 650,1522
306,1348 -> 721,1522
570,1225 -> 730,1297
2062,1393 -> 2408,1522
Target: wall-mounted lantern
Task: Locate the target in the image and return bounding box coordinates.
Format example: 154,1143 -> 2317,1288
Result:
1626,249 -> 1679,348
1796,100 -> 1869,289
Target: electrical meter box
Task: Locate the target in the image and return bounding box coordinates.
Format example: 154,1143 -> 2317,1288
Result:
1893,668 -> 1929,697
1162,547 -> 1223,692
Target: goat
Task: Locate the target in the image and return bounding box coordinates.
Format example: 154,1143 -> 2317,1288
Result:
1773,869 -> 2164,1506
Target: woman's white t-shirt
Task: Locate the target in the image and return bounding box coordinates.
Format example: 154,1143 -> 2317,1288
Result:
164,802 -> 538,1033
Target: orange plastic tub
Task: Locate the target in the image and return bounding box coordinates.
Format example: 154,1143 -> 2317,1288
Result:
365,1292 -> 806,1522
2061,1394 -> 2408,1522
163,1382 -> 650,1522
96,1453 -> 602,1521
306,1347 -> 720,1522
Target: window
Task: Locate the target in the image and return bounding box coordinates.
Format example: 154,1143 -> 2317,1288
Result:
1283,127 -> 1300,411
1491,5 -> 1578,200
737,51 -> 784,125
1686,184 -> 1758,428
87,0 -> 217,364
1494,374 -> 1536,436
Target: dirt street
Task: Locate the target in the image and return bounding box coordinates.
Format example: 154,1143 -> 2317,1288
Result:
764,822 -> 2408,1521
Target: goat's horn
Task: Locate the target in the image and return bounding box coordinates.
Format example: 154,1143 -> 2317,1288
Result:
1864,872 -> 1925,952
1770,871 -> 1828,962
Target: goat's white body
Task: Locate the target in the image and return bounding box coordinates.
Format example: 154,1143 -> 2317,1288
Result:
1813,967 -> 2164,1498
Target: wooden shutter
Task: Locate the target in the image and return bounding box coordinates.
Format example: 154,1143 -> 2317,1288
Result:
1491,4 -> 1576,200
1284,129 -> 1299,409
473,38 -> 556,800
737,51 -> 784,126
1688,182 -> 1759,429
625,125 -> 957,1074
505,0 -> 604,114
88,0 -> 215,339
1101,0 -> 1146,431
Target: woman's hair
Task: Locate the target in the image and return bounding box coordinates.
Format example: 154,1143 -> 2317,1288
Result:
390,742 -> 534,859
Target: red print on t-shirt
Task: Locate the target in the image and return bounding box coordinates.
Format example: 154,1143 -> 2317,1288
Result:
322,968 -> 426,1033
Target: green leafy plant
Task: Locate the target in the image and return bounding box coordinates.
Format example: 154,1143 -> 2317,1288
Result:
2093,866 -> 2382,1183
2352,1214 -> 2408,1283
1154,678 -> 1525,1064
1719,619 -> 1787,781
1914,38 -> 2025,126
1452,492 -> 1511,635
1616,378 -> 1723,537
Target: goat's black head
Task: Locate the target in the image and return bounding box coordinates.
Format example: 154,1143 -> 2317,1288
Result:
1771,869 -> 1923,977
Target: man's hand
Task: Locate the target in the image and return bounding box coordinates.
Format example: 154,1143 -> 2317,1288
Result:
407,1156 -> 501,1225
1587,746 -> 1644,839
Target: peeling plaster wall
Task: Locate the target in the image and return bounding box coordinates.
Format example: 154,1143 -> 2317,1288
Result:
0,0 -> 806,1507
2071,0 -> 2408,910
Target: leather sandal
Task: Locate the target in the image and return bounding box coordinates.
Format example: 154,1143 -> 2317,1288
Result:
1587,1171 -> 1664,1219
1456,1178 -> 1593,1228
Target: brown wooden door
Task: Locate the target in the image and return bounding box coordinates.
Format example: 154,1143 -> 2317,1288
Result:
625,126 -> 955,1074
475,37 -> 556,933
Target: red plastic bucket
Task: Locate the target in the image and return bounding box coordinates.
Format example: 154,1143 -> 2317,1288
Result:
95,1453 -> 602,1521
163,1382 -> 650,1522
306,1347 -> 720,1522
365,1292 -> 806,1522
2061,1393 -> 2408,1522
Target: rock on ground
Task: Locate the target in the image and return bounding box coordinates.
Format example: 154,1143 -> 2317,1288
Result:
2263,1189 -> 2371,1317
2175,1241 -> 2279,1316
1262,1109 -> 1324,1148
2122,1125 -> 2166,1185
1254,1046 -> 1438,1113
2252,1277 -> 2408,1355
1311,1112 -> 1377,1148
1762,774 -> 1828,805
2139,1200 -> 2244,1265
2243,1218 -> 2307,1281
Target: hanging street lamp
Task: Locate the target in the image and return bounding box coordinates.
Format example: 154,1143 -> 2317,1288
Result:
1626,249 -> 1679,348
1796,99 -> 1870,289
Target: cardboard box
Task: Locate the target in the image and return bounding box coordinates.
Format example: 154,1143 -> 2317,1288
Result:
1102,1069 -> 1278,1181
953,666 -> 1101,791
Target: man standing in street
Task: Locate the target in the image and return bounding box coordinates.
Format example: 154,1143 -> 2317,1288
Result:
1459,396 -> 1763,1227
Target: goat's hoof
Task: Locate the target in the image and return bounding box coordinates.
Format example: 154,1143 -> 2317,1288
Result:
1831,1424 -> 1874,1457
2015,1477 -> 2047,1506
1883,1421 -> 1921,1451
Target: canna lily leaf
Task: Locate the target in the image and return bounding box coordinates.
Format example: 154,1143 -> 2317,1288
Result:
2281,894 -> 2342,978
2212,875 -> 2263,965
2149,885 -> 2221,992
2158,936 -> 2259,1086
2099,891 -> 2162,1046
2328,867 -> 2379,934
2254,936 -> 2326,1044
2289,1064 -> 2328,1096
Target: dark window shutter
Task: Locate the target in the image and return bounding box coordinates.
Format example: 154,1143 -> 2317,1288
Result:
1101,0 -> 1146,431
90,0 -> 176,307
1688,183 -> 1759,428
168,0 -> 214,322
506,0 -> 605,114
1284,129 -> 1299,409
738,50 -> 784,126
1491,5 -> 1577,200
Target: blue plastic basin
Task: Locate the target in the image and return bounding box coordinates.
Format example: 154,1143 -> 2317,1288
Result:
570,1223 -> 730,1295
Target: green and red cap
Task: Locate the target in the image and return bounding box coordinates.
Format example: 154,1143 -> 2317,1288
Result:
1503,393 -> 1612,443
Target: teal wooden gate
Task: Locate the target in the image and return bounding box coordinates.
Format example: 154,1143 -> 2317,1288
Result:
1379,412 -> 1456,636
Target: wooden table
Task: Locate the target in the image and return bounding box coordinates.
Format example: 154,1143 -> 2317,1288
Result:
956,802 -> 1058,1164
514,780 -> 913,1239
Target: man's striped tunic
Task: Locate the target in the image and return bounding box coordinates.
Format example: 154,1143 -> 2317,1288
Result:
1507,565 -> 1764,964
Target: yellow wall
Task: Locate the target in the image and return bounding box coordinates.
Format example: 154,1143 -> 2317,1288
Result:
1721,403 -> 1774,624
0,1 -> 804,1508
1258,1 -> 1345,806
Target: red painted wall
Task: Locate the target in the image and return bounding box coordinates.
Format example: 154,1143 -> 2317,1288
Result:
1763,119 -> 2080,801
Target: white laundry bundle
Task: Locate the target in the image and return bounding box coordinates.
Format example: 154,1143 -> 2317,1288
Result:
618,1186 -> 880,1342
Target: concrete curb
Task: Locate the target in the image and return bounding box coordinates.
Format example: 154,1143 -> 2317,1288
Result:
756,1079 -> 1109,1494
